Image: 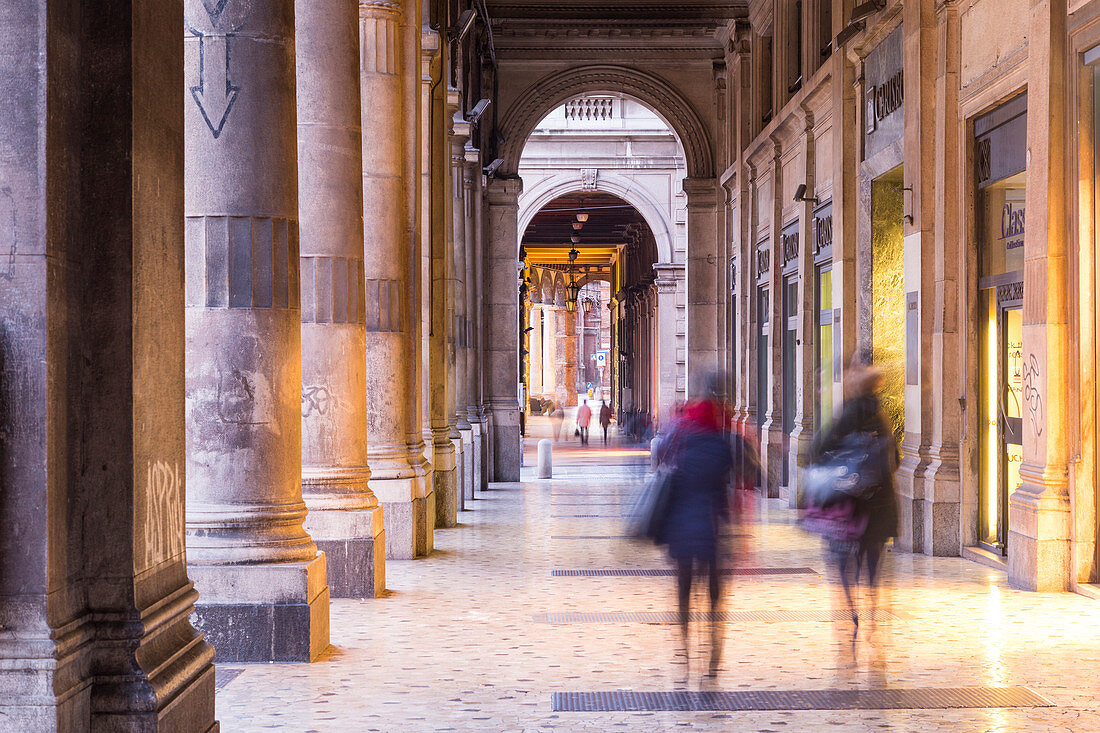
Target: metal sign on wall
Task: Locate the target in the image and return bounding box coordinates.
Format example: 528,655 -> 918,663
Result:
863,26 -> 904,160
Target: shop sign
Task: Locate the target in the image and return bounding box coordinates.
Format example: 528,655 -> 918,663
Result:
1000,202 -> 1025,252
781,229 -> 799,264
756,241 -> 771,277
813,205 -> 833,255
866,70 -> 903,134
863,26 -> 904,159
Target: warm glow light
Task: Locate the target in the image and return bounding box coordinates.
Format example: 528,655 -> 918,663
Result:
572,222 -> 583,231
576,212 -> 589,223
983,293 -> 999,543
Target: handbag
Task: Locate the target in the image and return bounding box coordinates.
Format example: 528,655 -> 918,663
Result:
626,464 -> 674,542
804,431 -> 887,509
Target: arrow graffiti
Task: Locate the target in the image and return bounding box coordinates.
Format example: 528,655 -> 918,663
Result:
189,28 -> 239,139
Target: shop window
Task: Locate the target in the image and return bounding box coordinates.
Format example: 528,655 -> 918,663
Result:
974,93 -> 1027,554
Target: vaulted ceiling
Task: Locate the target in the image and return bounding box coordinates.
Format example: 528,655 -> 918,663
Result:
484,1 -> 745,60
521,192 -> 647,267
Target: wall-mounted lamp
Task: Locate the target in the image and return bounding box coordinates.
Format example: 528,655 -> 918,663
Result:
793,183 -> 820,205
899,185 -> 914,225
468,98 -> 491,124
832,19 -> 865,50
448,8 -> 478,42
849,0 -> 886,22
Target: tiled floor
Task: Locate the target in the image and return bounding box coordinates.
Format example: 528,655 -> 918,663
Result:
215,421 -> 1100,731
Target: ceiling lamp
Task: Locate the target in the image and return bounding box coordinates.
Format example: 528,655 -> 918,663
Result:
576,212 -> 590,223
571,235 -> 580,244
572,221 -> 583,231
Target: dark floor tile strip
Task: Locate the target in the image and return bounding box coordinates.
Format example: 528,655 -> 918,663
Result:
532,609 -> 899,624
552,567 -> 817,577
550,534 -> 752,540
551,687 -> 1053,712
551,514 -> 631,518
214,668 -> 245,692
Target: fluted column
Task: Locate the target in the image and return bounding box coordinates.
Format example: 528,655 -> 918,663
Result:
361,0 -> 430,559
485,178 -> 524,480
185,0 -> 329,661
683,177 -> 721,390
555,306 -> 579,408
464,153 -> 486,495
297,0 -> 385,597
451,119 -> 474,508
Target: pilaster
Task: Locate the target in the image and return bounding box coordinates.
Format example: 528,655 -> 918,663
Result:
184,0 -> 329,663
361,0 -> 431,560
296,0 -> 385,596
683,177 -> 722,392
485,177 -> 524,481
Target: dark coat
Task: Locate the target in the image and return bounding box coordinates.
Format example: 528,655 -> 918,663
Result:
811,393 -> 899,543
658,426 -> 735,560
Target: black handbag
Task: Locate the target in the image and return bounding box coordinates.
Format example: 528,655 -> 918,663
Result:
804,431 -> 888,508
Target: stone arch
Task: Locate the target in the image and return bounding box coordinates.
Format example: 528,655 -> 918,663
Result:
518,173 -> 676,264
540,269 -> 555,304
499,65 -> 714,180
553,272 -> 567,308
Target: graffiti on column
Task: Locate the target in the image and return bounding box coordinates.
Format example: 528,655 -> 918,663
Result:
143,460 -> 184,570
302,385 -> 332,418
0,188 -> 15,280
1022,353 -> 1044,437
188,0 -> 243,139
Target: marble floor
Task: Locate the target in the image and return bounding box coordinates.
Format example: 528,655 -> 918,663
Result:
215,422 -> 1100,731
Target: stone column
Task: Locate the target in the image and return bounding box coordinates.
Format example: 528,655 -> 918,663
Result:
465,152 -> 486,495
485,178 -> 524,480
296,0 -> 385,597
759,148 -> 785,498
185,0 -> 329,662
451,118 -> 474,508
683,178 -> 721,390
788,123 -> 816,509
361,0 -> 430,560
0,3 -> 217,725
1010,0 -> 1070,591
555,306 -> 579,408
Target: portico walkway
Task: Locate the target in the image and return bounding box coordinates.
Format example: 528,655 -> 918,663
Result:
215,419 -> 1100,731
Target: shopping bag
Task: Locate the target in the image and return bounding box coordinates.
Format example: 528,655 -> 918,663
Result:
626,465 -> 674,542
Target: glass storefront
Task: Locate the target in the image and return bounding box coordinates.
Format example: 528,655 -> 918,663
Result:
974,94 -> 1027,554
871,165 -> 906,443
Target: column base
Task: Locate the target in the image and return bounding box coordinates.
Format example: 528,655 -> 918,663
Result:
434,461 -> 458,529
1008,488 -> 1071,591
380,494 -> 435,559
920,499 -> 960,557
758,423 -> 784,499
188,555 -> 330,663
459,428 -> 474,507
895,495 -> 923,554
306,505 -> 386,597
491,415 -> 521,482
469,421 -> 484,495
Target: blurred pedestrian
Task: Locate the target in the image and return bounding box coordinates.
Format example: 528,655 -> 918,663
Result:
808,361 -> 898,672
599,400 -> 612,445
550,402 -> 564,442
576,399 -> 592,446
652,371 -> 753,682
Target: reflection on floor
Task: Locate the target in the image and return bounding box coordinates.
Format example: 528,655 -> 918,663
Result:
214,418 -> 1100,731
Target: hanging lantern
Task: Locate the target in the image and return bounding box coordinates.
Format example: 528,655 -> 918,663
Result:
576,212 -> 590,223
571,235 -> 580,244
572,221 -> 583,231
565,279 -> 581,312
582,297 -> 594,315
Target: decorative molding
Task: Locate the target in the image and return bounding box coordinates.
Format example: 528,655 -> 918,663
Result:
997,281 -> 1023,304
301,256 -> 366,325
364,278 -> 404,332
500,65 -> 715,179
360,12 -> 399,75
580,169 -> 599,190
186,216 -> 299,309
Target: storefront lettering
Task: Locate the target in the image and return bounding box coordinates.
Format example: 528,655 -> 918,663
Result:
782,232 -> 799,263
865,70 -> 903,133
1000,202 -> 1025,250
814,214 -> 833,253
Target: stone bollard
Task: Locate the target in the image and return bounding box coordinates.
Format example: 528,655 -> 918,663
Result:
649,435 -> 663,470
537,439 -> 553,479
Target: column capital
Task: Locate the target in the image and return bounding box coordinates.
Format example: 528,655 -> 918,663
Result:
360,0 -> 403,18
682,177 -> 719,208
486,177 -> 523,206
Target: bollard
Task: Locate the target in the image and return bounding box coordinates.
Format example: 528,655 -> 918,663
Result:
537,439 -> 553,479
649,435 -> 663,470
